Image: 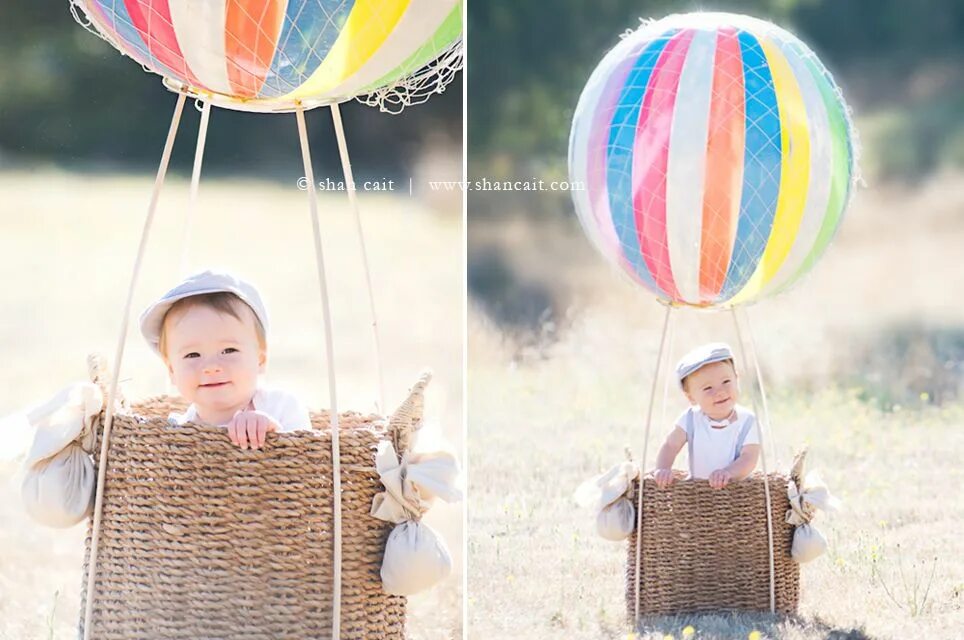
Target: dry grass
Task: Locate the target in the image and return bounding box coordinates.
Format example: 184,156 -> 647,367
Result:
0,170 -> 463,640
466,172 -> 964,639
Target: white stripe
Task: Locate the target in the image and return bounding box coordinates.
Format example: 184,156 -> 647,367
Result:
169,0 -> 233,95
759,35 -> 833,297
665,28 -> 716,304
325,0 -> 460,99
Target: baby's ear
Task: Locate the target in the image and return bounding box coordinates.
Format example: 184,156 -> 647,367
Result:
258,349 -> 267,373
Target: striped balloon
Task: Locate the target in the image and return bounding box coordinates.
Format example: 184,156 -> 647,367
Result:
569,13 -> 856,309
74,0 -> 461,111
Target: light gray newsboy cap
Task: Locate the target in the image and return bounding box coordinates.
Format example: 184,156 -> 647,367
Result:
139,270 -> 269,356
675,342 -> 735,388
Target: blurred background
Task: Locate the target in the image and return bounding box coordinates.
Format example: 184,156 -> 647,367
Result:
467,1 -> 963,638
0,3 -> 463,639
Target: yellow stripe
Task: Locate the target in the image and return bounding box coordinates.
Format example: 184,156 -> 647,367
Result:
729,36 -> 811,305
282,0 -> 410,100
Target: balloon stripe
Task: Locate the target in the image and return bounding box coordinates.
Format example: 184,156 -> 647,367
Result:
773,43 -> 853,294
123,0 -> 201,87
666,27 -> 717,304
225,0 -> 287,98
699,26 -> 744,301
757,35 -> 833,298
605,30 -> 678,293
358,1 -> 461,94
259,0 -> 355,99
633,29 -> 695,301
728,36 -> 810,304
168,0 -> 233,95
570,33 -> 638,273
330,0 -> 459,98
716,30 -> 780,303
281,0 -> 410,100
87,0 -> 176,77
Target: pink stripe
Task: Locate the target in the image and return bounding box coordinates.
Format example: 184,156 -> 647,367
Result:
632,29 -> 694,301
587,54 -> 640,281
123,0 -> 202,88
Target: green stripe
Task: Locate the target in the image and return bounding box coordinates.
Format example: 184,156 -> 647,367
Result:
359,3 -> 462,93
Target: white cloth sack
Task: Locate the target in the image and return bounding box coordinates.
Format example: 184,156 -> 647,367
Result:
21,382 -> 102,528
786,470 -> 841,563
573,461 -> 638,511
596,496 -> 636,541
381,520 -> 453,596
791,523 -> 828,563
371,440 -> 461,595
23,383 -> 101,465
22,443 -> 95,527
574,461 -> 639,541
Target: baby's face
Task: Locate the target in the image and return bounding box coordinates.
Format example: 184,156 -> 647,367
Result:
683,360 -> 739,420
162,304 -> 265,420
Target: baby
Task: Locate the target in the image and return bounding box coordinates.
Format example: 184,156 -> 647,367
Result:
653,343 -> 760,490
139,270 -> 311,449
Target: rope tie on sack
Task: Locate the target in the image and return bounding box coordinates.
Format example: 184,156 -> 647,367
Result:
371,372 -> 461,596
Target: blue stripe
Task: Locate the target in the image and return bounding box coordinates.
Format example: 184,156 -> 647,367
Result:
605,29 -> 677,294
258,1 -> 356,98
93,0 -> 177,79
716,30 -> 782,303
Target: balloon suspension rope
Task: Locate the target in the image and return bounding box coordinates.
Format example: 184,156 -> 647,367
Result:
330,103 -> 386,413
83,92 -> 187,640
295,105 -> 343,639
633,304 -> 674,625
731,307 -> 777,614
179,99 -> 211,278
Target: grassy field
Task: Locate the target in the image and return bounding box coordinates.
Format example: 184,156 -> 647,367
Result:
0,169 -> 463,640
467,171 -> 964,639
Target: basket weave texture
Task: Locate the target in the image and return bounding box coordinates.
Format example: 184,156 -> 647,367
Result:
626,472 -> 800,617
78,363 -> 426,639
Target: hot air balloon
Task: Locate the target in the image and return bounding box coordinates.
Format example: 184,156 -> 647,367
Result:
569,12 -> 856,309
567,12 -> 857,625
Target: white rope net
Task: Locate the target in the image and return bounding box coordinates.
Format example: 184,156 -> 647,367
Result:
356,38 -> 464,114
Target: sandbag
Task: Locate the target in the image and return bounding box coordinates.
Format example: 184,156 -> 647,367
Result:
381,520 -> 453,596
596,496 -> 636,541
22,442 -> 95,527
791,523 -> 829,563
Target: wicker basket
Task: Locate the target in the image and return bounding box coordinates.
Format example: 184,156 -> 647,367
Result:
626,472 -> 800,617
79,357 -> 425,639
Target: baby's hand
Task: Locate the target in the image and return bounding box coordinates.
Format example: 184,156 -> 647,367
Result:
227,410 -> 278,450
653,468 -> 675,489
708,469 -> 732,490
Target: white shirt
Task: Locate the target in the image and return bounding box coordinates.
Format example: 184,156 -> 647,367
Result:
674,404 -> 760,479
169,386 -> 311,432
